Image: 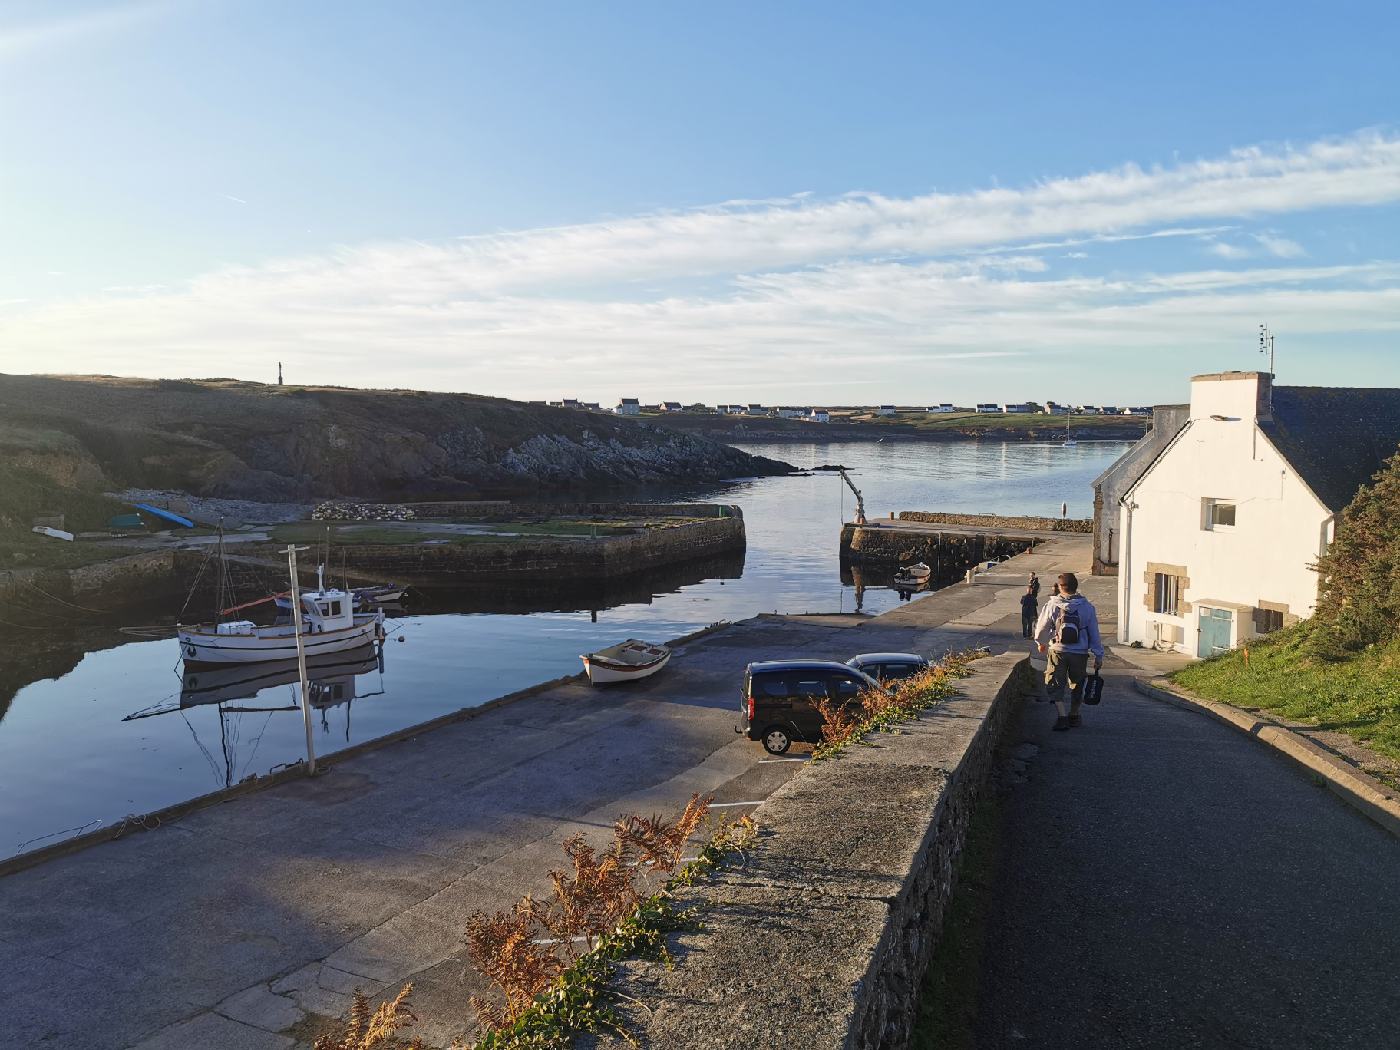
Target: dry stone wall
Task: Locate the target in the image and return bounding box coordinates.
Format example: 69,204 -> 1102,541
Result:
898,510 -> 1091,533
595,655 -> 1033,1050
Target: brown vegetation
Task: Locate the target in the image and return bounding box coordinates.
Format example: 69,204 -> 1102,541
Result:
312,984 -> 424,1050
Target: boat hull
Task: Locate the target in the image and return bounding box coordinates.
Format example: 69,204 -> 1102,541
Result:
177,618 -> 382,665
581,648 -> 671,685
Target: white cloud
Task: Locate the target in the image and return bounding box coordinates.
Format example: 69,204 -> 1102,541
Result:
1253,232 -> 1306,258
0,1 -> 173,63
2,129 -> 1399,399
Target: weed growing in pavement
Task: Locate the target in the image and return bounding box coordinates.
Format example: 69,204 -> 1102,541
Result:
312,983 -> 425,1050
463,795 -> 757,1049
813,651 -> 980,760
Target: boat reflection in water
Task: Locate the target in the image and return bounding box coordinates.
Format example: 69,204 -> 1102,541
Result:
122,645 -> 387,786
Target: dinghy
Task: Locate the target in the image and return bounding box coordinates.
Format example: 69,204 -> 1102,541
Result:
892,562 -> 931,588
580,639 -> 671,685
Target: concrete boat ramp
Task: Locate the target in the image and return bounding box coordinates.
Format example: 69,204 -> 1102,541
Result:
0,540 -> 1082,1049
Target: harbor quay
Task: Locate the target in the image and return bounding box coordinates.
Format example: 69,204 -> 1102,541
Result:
0,536 -> 1088,1048
5,534 -> 1399,1049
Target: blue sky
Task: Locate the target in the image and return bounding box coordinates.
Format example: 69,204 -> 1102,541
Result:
2,0 -> 1399,404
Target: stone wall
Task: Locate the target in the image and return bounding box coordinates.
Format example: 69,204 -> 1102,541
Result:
314,515 -> 746,582
841,524 -> 1033,568
898,510 -> 1092,533
596,654 -> 1033,1050
399,502 -> 741,521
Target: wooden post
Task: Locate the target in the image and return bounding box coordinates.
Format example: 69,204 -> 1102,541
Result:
282,544 -> 317,775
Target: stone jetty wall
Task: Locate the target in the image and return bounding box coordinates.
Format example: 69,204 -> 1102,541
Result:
899,510 -> 1092,533
400,501 -> 741,521
317,515 -> 746,582
599,654 -> 1034,1050
840,524 -> 1033,568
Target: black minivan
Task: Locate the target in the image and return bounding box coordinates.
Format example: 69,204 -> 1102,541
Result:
738,659 -> 884,755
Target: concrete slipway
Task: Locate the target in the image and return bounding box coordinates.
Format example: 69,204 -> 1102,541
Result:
4,535 -> 1400,1049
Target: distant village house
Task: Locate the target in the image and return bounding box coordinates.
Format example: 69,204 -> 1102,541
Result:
616,398 -> 641,416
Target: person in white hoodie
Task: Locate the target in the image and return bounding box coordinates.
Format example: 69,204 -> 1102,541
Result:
1033,571 -> 1103,731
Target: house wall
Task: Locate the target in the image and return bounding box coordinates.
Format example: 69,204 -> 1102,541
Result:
1092,404 -> 1188,574
1121,374 -> 1327,654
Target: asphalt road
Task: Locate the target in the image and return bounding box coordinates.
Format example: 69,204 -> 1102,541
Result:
967,667 -> 1400,1049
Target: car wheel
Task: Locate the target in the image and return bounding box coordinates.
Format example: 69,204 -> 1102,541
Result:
762,726 -> 792,755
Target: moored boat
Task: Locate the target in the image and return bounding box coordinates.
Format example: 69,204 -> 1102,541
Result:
893,561 -> 932,588
580,639 -> 671,685
179,583 -> 383,665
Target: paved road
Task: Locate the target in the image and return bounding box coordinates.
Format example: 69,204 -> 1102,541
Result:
963,581 -> 1400,1048
0,540 -> 1081,1050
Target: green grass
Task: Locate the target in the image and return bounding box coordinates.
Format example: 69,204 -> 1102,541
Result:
1173,624 -> 1400,763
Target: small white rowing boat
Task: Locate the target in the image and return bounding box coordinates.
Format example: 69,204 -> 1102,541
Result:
893,561 -> 931,587
580,639 -> 671,685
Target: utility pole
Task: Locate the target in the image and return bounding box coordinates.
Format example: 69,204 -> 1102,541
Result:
278,361 -> 284,386
282,544 -> 317,774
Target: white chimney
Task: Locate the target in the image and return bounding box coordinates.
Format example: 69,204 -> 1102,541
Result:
1188,371 -> 1272,423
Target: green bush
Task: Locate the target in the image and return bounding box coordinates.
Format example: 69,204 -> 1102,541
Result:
1309,446 -> 1400,659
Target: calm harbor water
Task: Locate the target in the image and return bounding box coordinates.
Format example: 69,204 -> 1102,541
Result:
0,439 -> 1126,860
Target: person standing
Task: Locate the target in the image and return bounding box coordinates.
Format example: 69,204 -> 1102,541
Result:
1020,585 -> 1038,638
1027,571 -> 1041,601
1034,572 -> 1103,730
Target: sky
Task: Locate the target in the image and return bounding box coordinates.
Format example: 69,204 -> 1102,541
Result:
1,1 -> 1399,405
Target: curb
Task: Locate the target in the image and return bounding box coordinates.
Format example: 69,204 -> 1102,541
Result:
1135,678 -> 1400,839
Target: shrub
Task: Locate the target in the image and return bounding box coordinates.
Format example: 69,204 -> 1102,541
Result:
1309,446 -> 1400,658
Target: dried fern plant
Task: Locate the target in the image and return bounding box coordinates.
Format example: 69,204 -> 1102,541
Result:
527,834 -> 639,957
616,793 -> 712,874
313,983 -> 424,1050
814,694 -> 862,746
464,901 -> 565,1028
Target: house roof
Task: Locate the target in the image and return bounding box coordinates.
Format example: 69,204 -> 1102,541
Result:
1261,385 -> 1400,512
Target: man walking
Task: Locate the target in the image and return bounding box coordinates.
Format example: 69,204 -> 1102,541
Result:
1020,585 -> 1038,638
1034,572 -> 1103,731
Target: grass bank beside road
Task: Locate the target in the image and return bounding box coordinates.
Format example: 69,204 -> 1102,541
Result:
1173,626 -> 1400,763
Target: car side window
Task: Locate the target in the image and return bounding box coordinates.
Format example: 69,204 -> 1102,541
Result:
757,676 -> 789,697
791,677 -> 828,699
883,664 -> 916,680
831,676 -> 864,700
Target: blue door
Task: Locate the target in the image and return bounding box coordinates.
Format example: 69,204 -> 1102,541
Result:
1198,607 -> 1232,658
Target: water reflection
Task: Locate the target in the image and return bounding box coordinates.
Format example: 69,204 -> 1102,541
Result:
0,440 -> 1127,859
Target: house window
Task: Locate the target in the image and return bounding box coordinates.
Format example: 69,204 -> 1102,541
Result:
1202,499 -> 1236,529
1254,606 -> 1285,634
1153,573 -> 1183,616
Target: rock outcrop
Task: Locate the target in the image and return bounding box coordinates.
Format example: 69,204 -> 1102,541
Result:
0,375 -> 792,504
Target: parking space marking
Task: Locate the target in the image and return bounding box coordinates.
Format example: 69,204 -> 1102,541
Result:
709,801 -> 764,808
758,757 -> 808,764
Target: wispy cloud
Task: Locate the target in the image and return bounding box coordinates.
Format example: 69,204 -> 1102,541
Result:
0,1 -> 174,64
2,129 -> 1398,398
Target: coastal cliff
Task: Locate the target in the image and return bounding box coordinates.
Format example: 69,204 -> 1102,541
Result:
0,375 -> 792,509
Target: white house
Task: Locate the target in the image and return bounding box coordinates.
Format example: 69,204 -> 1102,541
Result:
1002,402 -> 1036,414
1117,371 -> 1400,658
616,398 -> 641,416
876,405 -> 896,416
1042,401 -> 1070,415
808,408 -> 831,423
925,404 -> 955,414
746,403 -> 767,416
974,403 -> 999,414
661,401 -> 683,412
776,406 -> 808,419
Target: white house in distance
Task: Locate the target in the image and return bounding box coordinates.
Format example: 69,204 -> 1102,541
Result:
876,405 -> 896,416
975,403 -> 999,414
808,408 -> 831,423
926,403 -> 955,413
1117,371 -> 1400,658
615,398 -> 640,416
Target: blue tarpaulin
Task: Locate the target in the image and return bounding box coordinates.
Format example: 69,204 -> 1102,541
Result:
132,503 -> 195,528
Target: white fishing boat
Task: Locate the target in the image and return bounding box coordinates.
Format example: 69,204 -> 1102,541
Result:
272,583 -> 405,611
893,562 -> 932,587
580,639 -> 672,685
178,568 -> 384,666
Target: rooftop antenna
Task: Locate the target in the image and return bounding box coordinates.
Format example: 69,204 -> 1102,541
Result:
1258,324 -> 1275,376
277,361 -> 284,386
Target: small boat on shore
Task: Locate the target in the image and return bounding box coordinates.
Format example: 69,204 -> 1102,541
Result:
893,562 -> 931,588
580,639 -> 671,685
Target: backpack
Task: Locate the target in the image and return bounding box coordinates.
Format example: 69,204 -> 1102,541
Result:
1054,600 -> 1083,646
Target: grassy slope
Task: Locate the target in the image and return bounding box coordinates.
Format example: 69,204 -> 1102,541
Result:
1173,625 -> 1400,762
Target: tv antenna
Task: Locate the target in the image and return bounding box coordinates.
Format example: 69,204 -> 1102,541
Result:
1258,324 -> 1275,376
